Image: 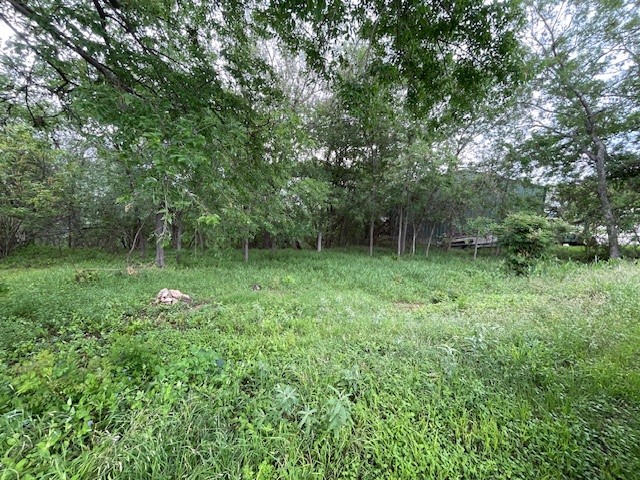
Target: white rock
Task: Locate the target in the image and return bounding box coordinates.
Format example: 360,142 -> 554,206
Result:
156,288 -> 191,304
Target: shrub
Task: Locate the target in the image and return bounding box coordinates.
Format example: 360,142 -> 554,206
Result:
497,213 -> 557,274
74,269 -> 100,283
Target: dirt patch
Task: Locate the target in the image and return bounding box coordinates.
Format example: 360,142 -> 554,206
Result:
393,302 -> 424,311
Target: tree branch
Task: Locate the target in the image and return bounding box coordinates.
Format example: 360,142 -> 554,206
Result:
6,0 -> 138,95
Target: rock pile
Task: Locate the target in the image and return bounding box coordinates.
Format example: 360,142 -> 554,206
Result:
156,288 -> 192,305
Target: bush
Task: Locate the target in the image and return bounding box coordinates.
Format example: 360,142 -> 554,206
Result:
497,213 -> 557,274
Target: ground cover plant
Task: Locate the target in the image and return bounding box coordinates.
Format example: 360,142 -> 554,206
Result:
1,247 -> 639,479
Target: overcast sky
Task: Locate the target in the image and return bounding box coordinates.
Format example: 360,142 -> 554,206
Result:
0,20 -> 11,43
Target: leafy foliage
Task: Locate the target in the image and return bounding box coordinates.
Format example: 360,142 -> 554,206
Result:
0,0 -> 530,263
518,0 -> 640,258
0,123 -> 61,258
496,213 -> 558,274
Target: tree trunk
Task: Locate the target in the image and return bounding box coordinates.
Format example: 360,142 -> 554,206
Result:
473,229 -> 480,260
262,231 -> 271,249
401,214 -> 409,255
446,224 -> 455,252
583,220 -> 591,255
171,211 -> 182,250
175,228 -> 182,264
426,224 -> 436,257
127,218 -> 145,263
172,212 -> 182,264
411,221 -> 418,256
155,208 -> 166,268
368,217 -> 375,256
140,234 -> 146,258
317,231 -> 323,253
67,213 -> 73,248
243,238 -> 249,262
574,89 -> 621,259
397,207 -> 403,257
592,149 -> 621,259
339,218 -> 347,246
171,220 -> 178,249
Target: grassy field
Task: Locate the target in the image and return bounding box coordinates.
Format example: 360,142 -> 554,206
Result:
1,247 -> 640,479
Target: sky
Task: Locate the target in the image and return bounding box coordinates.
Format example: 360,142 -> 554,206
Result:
0,20 -> 12,43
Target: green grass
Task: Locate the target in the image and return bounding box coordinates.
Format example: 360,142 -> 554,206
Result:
1,247 -> 640,479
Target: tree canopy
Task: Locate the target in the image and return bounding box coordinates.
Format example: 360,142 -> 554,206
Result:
0,0 -> 637,261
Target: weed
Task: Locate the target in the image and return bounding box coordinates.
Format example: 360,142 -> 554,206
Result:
74,269 -> 100,284
1,248 -> 639,478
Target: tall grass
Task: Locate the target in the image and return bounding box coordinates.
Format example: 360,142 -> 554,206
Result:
1,247 -> 639,478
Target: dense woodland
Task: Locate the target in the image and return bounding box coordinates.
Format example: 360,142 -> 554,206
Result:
1,0 -> 638,263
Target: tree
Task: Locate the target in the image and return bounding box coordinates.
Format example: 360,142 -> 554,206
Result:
0,122 -> 61,258
497,212 -> 557,274
383,136 -> 452,256
0,0 -> 286,263
521,0 -> 640,259
339,72 -> 402,256
0,0 -> 527,259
